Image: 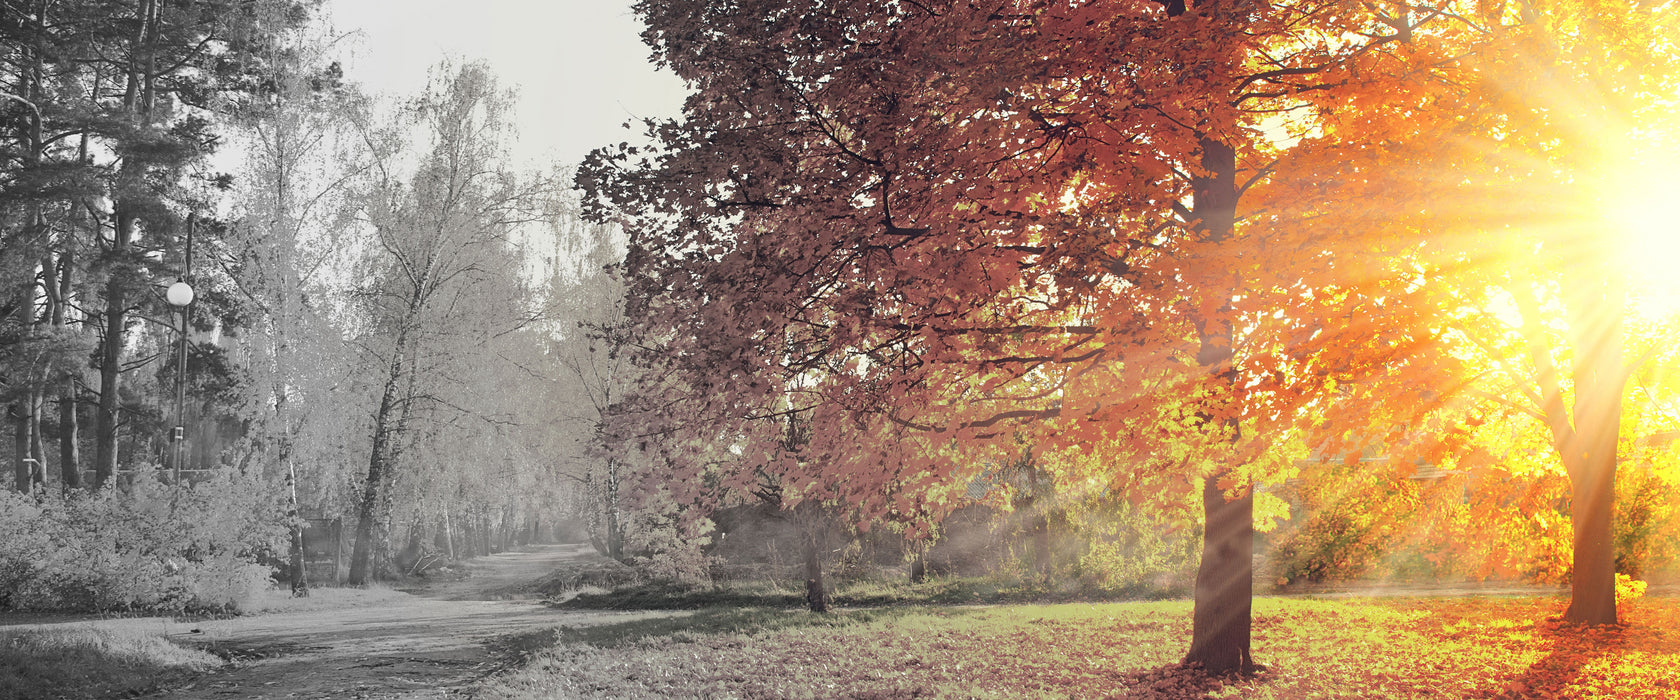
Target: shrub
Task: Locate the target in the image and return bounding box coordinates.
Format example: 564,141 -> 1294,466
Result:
621,492 -> 715,585
0,469 -> 289,614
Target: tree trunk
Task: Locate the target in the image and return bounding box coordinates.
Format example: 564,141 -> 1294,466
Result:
605,458 -> 624,560
348,346 -> 406,585
91,266 -> 125,487
11,403 -> 28,493
27,391 -> 45,489
57,380 -> 80,489
443,504 -> 457,559
1561,252 -> 1623,625
47,248 -> 80,489
803,527 -> 829,613
284,458 -> 309,596
1181,134 -> 1255,674
94,0 -> 158,489
1186,471 -> 1254,672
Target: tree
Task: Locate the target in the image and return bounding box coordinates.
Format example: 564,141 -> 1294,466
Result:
1316,0 -> 1680,626
584,0 -> 1454,670
343,61 -> 542,585
535,193 -> 635,560
0,0 -> 316,488
218,5 -> 359,594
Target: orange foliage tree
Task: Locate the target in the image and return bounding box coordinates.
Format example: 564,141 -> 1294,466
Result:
582,0 -> 1501,673
1333,0 -> 1680,625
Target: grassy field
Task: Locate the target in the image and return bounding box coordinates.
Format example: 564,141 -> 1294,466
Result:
483,595 -> 1680,699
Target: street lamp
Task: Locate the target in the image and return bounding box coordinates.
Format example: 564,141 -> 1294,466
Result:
166,279 -> 193,484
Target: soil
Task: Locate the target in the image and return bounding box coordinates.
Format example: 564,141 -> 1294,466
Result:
148,543 -> 664,699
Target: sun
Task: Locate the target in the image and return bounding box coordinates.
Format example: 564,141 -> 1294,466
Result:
1608,153 -> 1680,320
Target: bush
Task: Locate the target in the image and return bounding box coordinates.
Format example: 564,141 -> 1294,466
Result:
0,469 -> 290,614
621,492 -> 716,585
1069,498 -> 1198,592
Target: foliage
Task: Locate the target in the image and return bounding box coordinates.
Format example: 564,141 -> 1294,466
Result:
0,471 -> 289,613
1265,463 -> 1572,585
482,596 -> 1680,699
620,491 -> 717,585
1616,457 -> 1680,579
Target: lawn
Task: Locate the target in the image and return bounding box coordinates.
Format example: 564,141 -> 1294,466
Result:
481,596 -> 1680,699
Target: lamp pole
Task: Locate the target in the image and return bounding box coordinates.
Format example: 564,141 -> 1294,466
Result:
165,216 -> 194,484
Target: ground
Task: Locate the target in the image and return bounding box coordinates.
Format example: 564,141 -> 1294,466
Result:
3,543 -> 661,700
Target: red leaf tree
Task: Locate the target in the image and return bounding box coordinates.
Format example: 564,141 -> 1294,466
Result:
583,0 -> 1470,672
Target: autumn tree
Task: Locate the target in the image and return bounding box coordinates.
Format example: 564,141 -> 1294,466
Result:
1358,0 -> 1680,625
583,0 -> 1458,670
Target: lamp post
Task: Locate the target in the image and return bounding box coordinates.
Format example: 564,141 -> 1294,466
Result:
165,214 -> 194,485
165,279 -> 193,484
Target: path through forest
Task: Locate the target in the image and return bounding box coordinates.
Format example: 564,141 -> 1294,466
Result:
147,543 -> 659,699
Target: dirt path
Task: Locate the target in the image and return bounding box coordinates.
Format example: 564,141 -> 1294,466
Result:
144,544 -> 661,699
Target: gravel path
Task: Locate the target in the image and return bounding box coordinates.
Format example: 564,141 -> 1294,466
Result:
143,543 -> 662,699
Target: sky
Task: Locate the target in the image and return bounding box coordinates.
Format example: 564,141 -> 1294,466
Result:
323,0 -> 690,168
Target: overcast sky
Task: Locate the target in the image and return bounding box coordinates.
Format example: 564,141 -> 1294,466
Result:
323,0 -> 690,167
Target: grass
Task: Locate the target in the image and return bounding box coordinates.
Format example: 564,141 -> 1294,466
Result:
480,596 -> 1680,699
551,574 -> 1184,610
0,624 -> 222,699
242,581 -> 413,614
0,582 -> 412,699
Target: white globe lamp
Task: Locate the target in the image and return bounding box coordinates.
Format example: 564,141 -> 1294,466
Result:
166,281 -> 195,307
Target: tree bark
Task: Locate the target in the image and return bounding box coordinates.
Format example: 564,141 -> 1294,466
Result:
1561,254 -> 1622,625
803,526 -> 829,613
11,404 -> 28,493
57,380 -> 80,489
285,457 -> 309,596
27,391 -> 45,489
1181,135 -> 1255,674
45,248 -> 80,489
94,0 -> 159,488
1186,470 -> 1254,672
92,254 -> 128,487
348,339 -> 407,585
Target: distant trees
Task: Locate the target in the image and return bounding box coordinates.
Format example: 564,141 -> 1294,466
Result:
2,2 -> 605,606
341,62 -> 545,585
536,197 -> 634,561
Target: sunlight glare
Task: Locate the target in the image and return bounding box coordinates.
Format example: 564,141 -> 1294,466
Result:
1610,157 -> 1680,319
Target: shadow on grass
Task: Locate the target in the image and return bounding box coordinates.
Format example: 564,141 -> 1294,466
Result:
1487,618 -> 1624,699
553,605 -> 982,649
1486,600 -> 1680,700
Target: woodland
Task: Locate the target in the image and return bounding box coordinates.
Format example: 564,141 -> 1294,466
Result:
3,0 -> 1680,689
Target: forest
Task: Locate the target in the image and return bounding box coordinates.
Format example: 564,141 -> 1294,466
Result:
3,0 -> 1680,694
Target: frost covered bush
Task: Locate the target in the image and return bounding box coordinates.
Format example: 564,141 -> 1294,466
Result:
0,469 -> 289,613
